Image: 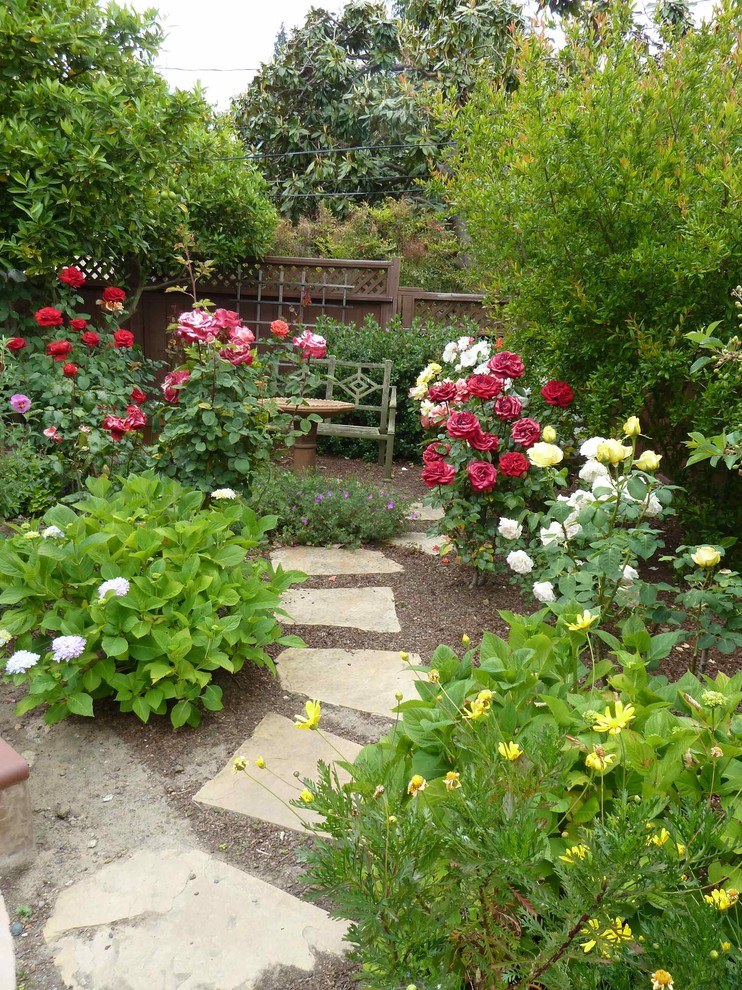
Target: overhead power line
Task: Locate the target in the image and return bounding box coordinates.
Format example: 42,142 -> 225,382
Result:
155,65 -> 261,72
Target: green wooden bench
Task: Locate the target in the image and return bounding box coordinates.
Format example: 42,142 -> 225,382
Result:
313,357 -> 397,479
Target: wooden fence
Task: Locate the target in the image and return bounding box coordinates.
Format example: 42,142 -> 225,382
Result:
75,256 -> 490,365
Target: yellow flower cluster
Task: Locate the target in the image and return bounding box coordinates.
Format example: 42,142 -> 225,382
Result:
581,917 -> 633,957
498,741 -> 523,762
704,887 -> 739,911
463,688 -> 495,721
559,844 -> 591,865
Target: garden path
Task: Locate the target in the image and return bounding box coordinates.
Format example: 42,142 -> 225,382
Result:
41,522 -> 435,990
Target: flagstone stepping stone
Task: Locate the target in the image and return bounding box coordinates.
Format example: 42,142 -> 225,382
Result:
271,545 -> 403,575
44,845 -> 347,990
277,648 -> 421,717
388,532 -> 452,556
0,893 -> 14,990
408,501 -> 445,523
281,586 -> 401,632
193,713 -> 361,833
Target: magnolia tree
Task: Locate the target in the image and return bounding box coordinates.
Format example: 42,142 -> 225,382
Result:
409,335 -> 575,583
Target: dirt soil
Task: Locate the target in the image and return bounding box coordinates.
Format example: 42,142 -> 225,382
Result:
1,454 -> 739,989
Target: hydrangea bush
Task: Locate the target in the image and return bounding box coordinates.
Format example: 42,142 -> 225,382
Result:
409,336 -> 575,580
0,473 -> 304,727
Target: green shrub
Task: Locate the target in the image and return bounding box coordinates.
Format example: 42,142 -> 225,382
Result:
449,1 -> 742,542
299,613 -> 742,989
315,314 -> 480,461
0,431 -> 59,520
248,469 -> 410,547
0,473 -> 305,727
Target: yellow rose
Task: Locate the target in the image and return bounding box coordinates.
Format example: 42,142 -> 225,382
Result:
691,545 -> 721,568
623,416 -> 641,437
596,439 -> 632,465
527,442 -> 564,468
634,450 -> 662,471
542,425 -> 557,443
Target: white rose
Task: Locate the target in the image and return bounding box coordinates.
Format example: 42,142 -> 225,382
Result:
498,517 -> 523,540
591,476 -> 617,501
579,459 -> 609,484
540,521 -> 564,547
474,361 -> 491,375
533,581 -> 556,603
442,342 -> 459,363
643,493 -> 663,518
566,489 -> 596,509
621,565 -> 639,585
457,348 -> 479,368
507,550 -> 534,574
457,335 -> 475,350
580,436 -> 608,460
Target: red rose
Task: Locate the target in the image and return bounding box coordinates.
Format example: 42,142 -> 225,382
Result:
124,404 -> 146,430
69,318 -> 88,332
511,418 -> 541,448
130,387 -> 147,404
498,452 -> 530,477
102,414 -> 129,441
427,381 -> 458,403
541,380 -> 574,408
35,307 -> 64,327
466,374 -> 503,400
58,266 -> 86,288
212,308 -> 243,331
421,460 -> 456,487
6,337 -> 26,351
270,319 -> 290,338
446,411 -> 481,440
46,340 -> 73,361
467,461 -> 498,492
81,331 -> 100,347
162,370 -> 190,403
62,362 -> 79,378
102,287 -> 126,303
113,329 -> 134,348
469,428 -> 500,452
487,350 -> 525,379
494,395 -> 523,420
422,441 -> 451,464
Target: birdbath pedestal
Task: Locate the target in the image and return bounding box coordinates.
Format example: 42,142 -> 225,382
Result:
272,398 -> 355,472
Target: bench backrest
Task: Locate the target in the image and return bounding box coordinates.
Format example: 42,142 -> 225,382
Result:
313,357 -> 393,429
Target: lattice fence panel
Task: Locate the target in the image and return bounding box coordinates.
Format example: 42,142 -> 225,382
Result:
413,298 -> 489,327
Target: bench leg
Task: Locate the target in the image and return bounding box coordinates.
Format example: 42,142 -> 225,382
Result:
383,437 -> 393,480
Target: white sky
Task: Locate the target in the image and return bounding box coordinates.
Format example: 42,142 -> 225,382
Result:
128,0 -> 719,111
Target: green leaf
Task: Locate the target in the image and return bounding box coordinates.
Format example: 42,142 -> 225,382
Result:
102,635 -> 128,658
66,693 -> 94,717
170,700 -> 194,729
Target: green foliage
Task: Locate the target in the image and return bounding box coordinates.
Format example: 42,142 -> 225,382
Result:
248,470 -> 410,548
301,616 -> 742,988
0,473 -> 305,727
448,0 -> 742,541
231,0 -> 522,218
315,314 -> 470,461
0,429 -> 59,520
0,0 -> 276,286
271,199 -> 474,292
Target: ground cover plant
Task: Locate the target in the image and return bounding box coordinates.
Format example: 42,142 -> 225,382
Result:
248,469 -> 411,547
0,473 -> 304,727
297,615 -> 742,990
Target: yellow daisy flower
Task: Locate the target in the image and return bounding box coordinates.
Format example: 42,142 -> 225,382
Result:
498,741 -> 523,761
294,699 -> 322,730
593,700 -> 636,735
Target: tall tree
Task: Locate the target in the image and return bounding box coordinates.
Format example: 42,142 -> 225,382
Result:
0,0 -> 276,291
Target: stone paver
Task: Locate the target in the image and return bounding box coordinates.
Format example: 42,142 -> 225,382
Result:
277,648 -> 420,717
271,545 -> 403,575
388,532 -> 452,556
408,501 -> 445,523
0,893 -> 14,990
44,846 -> 347,990
281,586 -> 401,632
193,714 -> 361,832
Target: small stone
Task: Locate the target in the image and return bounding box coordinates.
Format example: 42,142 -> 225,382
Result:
101,794 -> 113,802
88,840 -> 98,849
55,804 -> 71,820
173,765 -> 185,774
10,922 -> 24,937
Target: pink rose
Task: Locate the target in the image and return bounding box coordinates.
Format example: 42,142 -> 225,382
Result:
219,345 -> 254,366
494,395 -> 523,421
511,418 -> 541,448
421,404 -> 448,429
427,381 -> 457,403
454,379 -> 471,404
422,441 -> 451,464
293,330 -> 327,359
466,374 -> 503,401
421,460 -> 456,487
467,461 -> 498,492
212,308 -> 243,331
162,370 -> 190,404
176,310 -> 218,343
487,351 -> 525,379
124,405 -> 146,430
229,325 -> 256,346
468,428 -> 500,452
446,411 -> 481,440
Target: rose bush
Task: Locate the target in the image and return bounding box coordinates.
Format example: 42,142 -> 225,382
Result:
409,336 -> 575,580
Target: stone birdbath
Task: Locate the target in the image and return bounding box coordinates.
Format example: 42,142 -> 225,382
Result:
272,397 -> 355,471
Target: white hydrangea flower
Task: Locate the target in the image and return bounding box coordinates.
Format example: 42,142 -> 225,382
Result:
6,650 -> 40,674
533,581 -> 556,603
506,550 -> 534,574
42,526 -> 65,539
621,565 -> 639,585
579,459 -> 609,484
580,436 -> 608,460
498,517 -> 523,540
211,488 -> 238,500
98,577 -> 130,600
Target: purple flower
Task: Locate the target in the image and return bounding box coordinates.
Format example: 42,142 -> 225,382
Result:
326,491 -> 333,497
9,394 -> 31,414
387,501 -> 395,510
314,494 -> 324,502
300,517 -> 308,525
342,492 -> 349,499
51,635 -> 87,663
